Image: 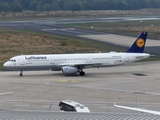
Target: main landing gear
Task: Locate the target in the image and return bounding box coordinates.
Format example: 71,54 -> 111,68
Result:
79,71 -> 85,76
19,71 -> 23,77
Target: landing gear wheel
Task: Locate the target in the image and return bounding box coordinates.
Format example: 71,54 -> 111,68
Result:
19,71 -> 23,77
79,71 -> 85,76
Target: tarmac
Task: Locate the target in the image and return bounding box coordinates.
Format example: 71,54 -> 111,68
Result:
0,60 -> 160,113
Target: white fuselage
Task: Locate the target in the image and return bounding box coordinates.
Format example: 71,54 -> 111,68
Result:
3,32 -> 150,76
3,52 -> 150,71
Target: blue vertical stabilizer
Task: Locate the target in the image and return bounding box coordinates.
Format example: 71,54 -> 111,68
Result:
126,32 -> 148,53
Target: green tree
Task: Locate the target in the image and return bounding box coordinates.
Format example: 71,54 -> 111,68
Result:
36,2 -> 42,12
63,0 -> 71,10
0,2 -> 10,12
42,3 -> 51,11
2,0 -> 160,12
118,0 -> 128,10
19,0 -> 32,10
70,1 -> 83,11
29,1 -> 37,11
51,3 -> 60,11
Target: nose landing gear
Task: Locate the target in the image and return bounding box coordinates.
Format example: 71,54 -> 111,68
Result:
19,71 -> 23,77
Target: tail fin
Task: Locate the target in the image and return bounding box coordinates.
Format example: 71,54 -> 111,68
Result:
126,32 -> 148,53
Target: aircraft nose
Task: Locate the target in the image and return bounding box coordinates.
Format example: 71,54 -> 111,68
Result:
3,62 -> 9,68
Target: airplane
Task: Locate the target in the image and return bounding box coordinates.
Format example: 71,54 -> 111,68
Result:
3,32 -> 150,76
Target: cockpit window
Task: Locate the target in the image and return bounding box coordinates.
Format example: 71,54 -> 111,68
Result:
9,59 -> 16,62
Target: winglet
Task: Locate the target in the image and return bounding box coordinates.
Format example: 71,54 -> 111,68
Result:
126,32 -> 148,53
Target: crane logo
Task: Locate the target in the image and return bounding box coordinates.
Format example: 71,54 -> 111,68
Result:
136,38 -> 145,48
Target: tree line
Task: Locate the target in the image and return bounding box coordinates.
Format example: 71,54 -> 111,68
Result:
0,0 -> 160,12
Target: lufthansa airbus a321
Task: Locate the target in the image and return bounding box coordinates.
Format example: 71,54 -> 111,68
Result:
3,32 -> 150,76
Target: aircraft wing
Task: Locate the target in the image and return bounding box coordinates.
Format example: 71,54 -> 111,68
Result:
59,62 -> 113,68
62,63 -> 102,66
114,103 -> 160,115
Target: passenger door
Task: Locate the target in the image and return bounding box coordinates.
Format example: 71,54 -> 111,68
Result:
20,57 -> 25,65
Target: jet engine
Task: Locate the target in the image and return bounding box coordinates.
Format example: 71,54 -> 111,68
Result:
62,66 -> 78,75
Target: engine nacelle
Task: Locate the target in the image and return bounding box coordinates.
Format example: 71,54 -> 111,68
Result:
62,66 -> 78,75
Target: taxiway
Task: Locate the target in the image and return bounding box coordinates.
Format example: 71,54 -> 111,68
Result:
0,60 -> 160,113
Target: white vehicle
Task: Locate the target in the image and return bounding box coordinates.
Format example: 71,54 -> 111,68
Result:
59,100 -> 90,113
3,32 -> 150,76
